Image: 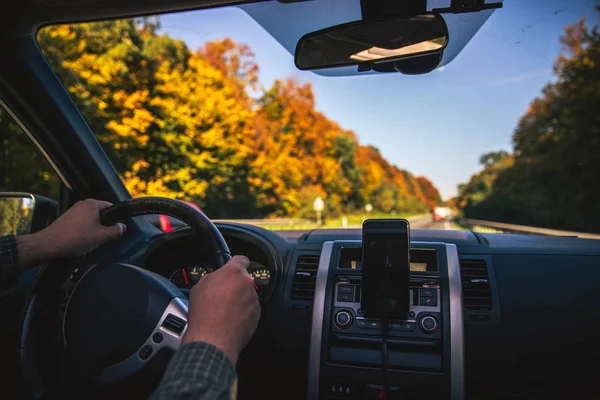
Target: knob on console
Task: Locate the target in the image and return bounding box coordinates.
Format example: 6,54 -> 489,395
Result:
419,316 -> 438,334
335,310 -> 353,329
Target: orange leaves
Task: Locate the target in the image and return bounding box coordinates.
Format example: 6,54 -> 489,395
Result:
254,78 -> 437,215
38,21 -> 442,217
197,38 -> 260,93
415,177 -> 442,208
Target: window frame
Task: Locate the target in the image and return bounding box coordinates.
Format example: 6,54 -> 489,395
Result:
0,99 -> 70,194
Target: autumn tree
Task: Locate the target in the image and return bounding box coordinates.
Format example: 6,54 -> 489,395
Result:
37,21 -> 261,217
31,20 -> 442,219
416,177 -> 442,208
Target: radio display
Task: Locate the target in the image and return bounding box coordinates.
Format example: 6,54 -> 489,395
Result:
339,248 -> 437,272
410,262 -> 427,272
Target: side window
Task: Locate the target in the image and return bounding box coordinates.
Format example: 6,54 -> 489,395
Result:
0,107 -> 61,236
0,106 -> 60,199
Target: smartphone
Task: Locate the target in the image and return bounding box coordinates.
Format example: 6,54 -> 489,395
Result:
361,219 -> 410,320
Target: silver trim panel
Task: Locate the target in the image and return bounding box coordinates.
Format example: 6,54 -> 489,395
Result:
307,241 -> 466,400
99,297 -> 189,385
333,282 -> 442,325
446,243 -> 465,399
307,241 -> 334,400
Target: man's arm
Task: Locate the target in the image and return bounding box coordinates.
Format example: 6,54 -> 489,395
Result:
0,199 -> 125,296
150,342 -> 237,400
150,256 -> 261,400
15,199 -> 125,271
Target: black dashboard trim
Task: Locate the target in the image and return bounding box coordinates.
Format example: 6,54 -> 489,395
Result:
140,223 -> 287,304
104,222 -> 600,399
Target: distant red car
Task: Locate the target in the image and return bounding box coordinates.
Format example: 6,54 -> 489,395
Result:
431,206 -> 453,222
431,212 -> 444,222
157,200 -> 203,232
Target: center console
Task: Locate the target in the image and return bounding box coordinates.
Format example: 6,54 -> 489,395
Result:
308,241 -> 464,399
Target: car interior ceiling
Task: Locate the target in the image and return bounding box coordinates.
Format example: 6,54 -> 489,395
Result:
1,0 -> 600,400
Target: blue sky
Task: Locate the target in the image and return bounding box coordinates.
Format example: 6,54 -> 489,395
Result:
160,0 -> 597,199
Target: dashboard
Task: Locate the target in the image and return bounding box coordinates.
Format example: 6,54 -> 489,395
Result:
165,261 -> 270,291
142,226 -> 281,300
135,223 -> 600,400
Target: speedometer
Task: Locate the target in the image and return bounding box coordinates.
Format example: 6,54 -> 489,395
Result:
169,265 -> 213,289
248,261 -> 271,288
169,261 -> 272,297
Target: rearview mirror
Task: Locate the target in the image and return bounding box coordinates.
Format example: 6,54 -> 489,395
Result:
295,14 -> 449,71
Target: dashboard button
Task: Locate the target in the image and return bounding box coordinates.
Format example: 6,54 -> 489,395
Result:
420,288 -> 437,298
424,280 -> 439,286
152,332 -> 163,343
420,316 -> 438,334
389,322 -> 401,330
367,320 -> 381,330
338,285 -> 355,294
390,321 -> 415,331
139,345 -> 153,360
335,311 -> 353,329
420,296 -> 438,307
356,319 -> 368,329
337,292 -> 354,302
330,382 -> 353,397
365,385 -> 401,400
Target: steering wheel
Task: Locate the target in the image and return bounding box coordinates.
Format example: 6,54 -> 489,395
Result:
17,197 -> 231,399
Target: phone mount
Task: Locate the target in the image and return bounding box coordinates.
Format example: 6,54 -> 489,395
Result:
360,219 -> 411,320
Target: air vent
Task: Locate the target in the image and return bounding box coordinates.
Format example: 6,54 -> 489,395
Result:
460,259 -> 492,311
290,255 -> 320,302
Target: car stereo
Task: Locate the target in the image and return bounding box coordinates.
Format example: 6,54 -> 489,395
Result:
332,276 -> 441,340
307,241 -> 465,400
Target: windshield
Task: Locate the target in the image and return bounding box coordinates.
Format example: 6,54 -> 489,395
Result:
37,1 -> 600,234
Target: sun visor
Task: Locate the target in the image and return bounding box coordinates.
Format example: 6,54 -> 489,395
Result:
238,0 -> 499,76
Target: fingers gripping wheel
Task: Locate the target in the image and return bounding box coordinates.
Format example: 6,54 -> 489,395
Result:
100,197 -> 232,267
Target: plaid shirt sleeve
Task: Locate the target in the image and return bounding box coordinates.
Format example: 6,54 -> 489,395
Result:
149,341 -> 237,400
0,235 -> 20,298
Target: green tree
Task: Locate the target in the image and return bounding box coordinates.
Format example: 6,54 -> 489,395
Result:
0,198 -> 33,236
373,183 -> 398,213
457,10 -> 600,232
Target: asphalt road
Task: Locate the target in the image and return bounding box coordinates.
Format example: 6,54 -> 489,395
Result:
407,215 -> 453,230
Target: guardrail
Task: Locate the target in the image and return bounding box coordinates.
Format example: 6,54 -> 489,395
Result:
463,218 -> 600,240
213,218 -> 314,227
145,214 -> 316,230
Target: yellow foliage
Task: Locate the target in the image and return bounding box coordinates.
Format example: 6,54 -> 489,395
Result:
37,21 -> 442,218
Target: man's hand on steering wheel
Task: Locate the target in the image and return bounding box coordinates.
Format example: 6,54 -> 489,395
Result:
16,199 -> 126,271
183,255 -> 261,364
19,196 -> 259,398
